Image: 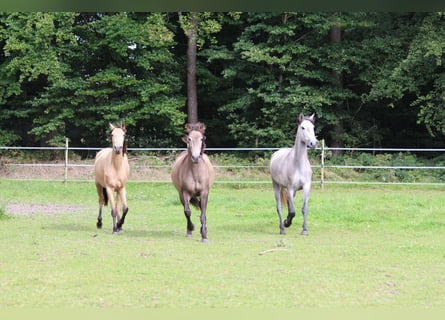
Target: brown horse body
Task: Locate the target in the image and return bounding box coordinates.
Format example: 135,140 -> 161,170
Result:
94,123 -> 130,233
171,122 -> 215,242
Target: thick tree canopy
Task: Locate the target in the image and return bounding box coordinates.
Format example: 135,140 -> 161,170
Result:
0,12 -> 444,150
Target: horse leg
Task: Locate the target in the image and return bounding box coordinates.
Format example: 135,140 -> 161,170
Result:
96,183 -> 104,229
106,188 -> 119,234
116,187 -> 128,231
284,188 -> 296,228
301,184 -> 311,236
199,191 -> 209,242
273,182 -> 285,234
181,191 -> 194,237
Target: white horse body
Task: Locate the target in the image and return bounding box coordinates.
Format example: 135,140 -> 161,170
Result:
270,113 -> 317,235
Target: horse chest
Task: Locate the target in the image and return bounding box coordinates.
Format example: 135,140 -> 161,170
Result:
105,170 -> 126,189
185,165 -> 208,193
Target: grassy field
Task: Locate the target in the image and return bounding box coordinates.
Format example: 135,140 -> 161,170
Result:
0,179 -> 444,308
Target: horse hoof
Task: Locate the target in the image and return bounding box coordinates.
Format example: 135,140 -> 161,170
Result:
186,233 -> 193,238
301,230 -> 308,236
280,230 -> 286,235
284,220 -> 292,228
96,221 -> 102,229
201,238 -> 209,243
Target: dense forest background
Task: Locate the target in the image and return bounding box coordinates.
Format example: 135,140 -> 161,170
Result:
1,12 -> 445,151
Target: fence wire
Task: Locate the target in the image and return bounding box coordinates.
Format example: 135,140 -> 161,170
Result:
1,143 -> 444,186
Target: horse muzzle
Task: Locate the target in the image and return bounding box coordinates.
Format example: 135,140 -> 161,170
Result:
113,146 -> 123,154
191,154 -> 201,163
307,139 -> 318,149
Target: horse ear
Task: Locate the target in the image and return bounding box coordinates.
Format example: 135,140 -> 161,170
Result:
182,135 -> 189,144
309,113 -> 315,123
298,113 -> 305,124
121,122 -> 126,132
198,122 -> 206,134
184,123 -> 193,134
109,123 -> 116,131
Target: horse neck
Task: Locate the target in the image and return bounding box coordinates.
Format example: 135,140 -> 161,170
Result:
293,130 -> 308,163
186,152 -> 206,176
111,151 -> 124,170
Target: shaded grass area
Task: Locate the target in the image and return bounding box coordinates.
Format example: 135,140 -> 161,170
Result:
0,180 -> 444,308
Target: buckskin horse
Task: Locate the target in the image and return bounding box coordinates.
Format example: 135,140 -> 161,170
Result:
94,123 -> 130,234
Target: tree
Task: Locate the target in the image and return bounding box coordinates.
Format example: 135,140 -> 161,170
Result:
0,12 -> 185,148
0,12 -> 77,146
329,14 -> 344,152
178,12 -> 238,124
216,12 -> 358,147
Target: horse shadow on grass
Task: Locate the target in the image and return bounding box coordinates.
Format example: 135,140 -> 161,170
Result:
48,223 -> 178,239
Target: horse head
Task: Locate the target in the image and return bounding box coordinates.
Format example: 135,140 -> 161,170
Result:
297,113 -> 317,149
182,122 -> 207,163
109,123 -> 127,155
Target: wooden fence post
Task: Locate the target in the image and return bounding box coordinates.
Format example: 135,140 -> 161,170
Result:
64,138 -> 69,183
321,139 -> 325,190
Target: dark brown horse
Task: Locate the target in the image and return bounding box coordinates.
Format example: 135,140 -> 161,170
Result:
171,122 -> 215,242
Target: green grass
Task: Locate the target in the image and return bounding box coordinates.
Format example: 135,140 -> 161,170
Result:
0,180 -> 444,308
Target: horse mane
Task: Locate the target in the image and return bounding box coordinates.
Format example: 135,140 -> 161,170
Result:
123,140 -> 128,155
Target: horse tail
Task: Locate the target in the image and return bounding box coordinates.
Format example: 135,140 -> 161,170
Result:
102,188 -> 108,206
190,197 -> 201,209
281,187 -> 288,208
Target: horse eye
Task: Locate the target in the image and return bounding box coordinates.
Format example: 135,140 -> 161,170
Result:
301,126 -> 305,130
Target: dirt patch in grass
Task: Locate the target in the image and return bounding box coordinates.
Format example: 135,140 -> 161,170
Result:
6,203 -> 85,216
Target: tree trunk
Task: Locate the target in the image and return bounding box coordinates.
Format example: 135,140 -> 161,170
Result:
330,18 -> 344,155
186,13 -> 199,124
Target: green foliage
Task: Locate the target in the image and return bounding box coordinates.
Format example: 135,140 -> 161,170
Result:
324,151 -> 445,183
0,12 -> 184,148
0,12 -> 445,149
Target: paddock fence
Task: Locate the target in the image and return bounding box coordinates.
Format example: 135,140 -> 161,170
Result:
1,139 -> 445,187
